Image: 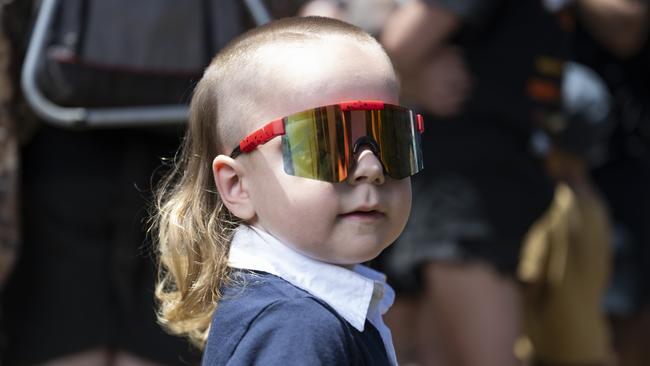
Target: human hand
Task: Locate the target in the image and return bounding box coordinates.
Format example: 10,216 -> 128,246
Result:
402,46 -> 473,117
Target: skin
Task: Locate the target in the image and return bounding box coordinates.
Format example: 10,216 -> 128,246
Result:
213,39 -> 412,265
301,0 -> 471,117
381,0 -> 471,117
576,0 -> 648,58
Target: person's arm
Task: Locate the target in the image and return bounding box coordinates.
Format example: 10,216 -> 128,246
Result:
575,0 -> 649,58
380,0 -> 460,77
381,1 -> 478,116
299,0 -> 345,19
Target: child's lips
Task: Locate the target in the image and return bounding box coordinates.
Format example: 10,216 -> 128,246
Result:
338,210 -> 385,220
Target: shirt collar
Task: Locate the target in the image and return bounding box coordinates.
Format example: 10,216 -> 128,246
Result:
227,225 -> 395,332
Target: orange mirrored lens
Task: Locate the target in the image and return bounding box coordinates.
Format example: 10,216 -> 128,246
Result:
282,104 -> 423,182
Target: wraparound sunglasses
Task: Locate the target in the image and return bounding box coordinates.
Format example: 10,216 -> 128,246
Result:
230,100 -> 424,183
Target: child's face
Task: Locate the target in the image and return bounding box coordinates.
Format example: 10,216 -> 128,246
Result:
229,40 -> 411,265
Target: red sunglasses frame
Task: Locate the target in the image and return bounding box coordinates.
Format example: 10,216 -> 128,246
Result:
229,100 -> 425,159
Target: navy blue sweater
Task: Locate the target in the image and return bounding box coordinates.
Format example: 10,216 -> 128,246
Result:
202,270 -> 390,365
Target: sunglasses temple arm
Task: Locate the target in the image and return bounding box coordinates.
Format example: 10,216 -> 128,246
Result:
230,118 -> 285,158
230,146 -> 242,159
416,114 -> 425,134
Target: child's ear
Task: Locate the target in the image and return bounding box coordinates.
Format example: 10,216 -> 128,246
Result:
212,155 -> 256,221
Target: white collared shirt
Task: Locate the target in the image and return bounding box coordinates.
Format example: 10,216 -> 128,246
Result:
228,225 -> 398,366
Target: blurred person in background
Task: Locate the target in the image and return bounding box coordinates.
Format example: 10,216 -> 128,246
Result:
518,1 -> 649,365
517,61 -> 615,366
0,6 -> 25,360
0,0 -> 40,357
378,1 -> 571,365
571,1 -> 650,365
0,1 -> 19,293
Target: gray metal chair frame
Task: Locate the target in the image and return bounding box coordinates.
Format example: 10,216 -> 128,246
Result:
21,0 -> 271,128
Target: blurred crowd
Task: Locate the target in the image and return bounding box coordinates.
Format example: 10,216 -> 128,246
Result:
1,0 -> 649,365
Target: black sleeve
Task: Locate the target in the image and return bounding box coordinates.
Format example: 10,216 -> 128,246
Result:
224,298 -> 353,365
422,0 -> 503,25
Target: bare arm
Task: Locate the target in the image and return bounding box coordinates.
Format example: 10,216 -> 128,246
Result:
299,0 -> 344,19
380,0 -> 461,76
381,1 -> 473,116
576,0 -> 649,58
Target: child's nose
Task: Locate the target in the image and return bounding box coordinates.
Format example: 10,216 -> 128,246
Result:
347,147 -> 385,185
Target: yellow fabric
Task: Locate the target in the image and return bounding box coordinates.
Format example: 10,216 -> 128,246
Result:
518,183 -> 611,364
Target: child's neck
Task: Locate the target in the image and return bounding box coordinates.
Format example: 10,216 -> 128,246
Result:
248,224 -> 359,271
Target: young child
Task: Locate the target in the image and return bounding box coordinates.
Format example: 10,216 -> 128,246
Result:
151,16 -> 424,365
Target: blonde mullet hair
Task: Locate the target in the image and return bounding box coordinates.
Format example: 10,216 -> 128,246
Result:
152,67 -> 239,348
151,16 -> 388,349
